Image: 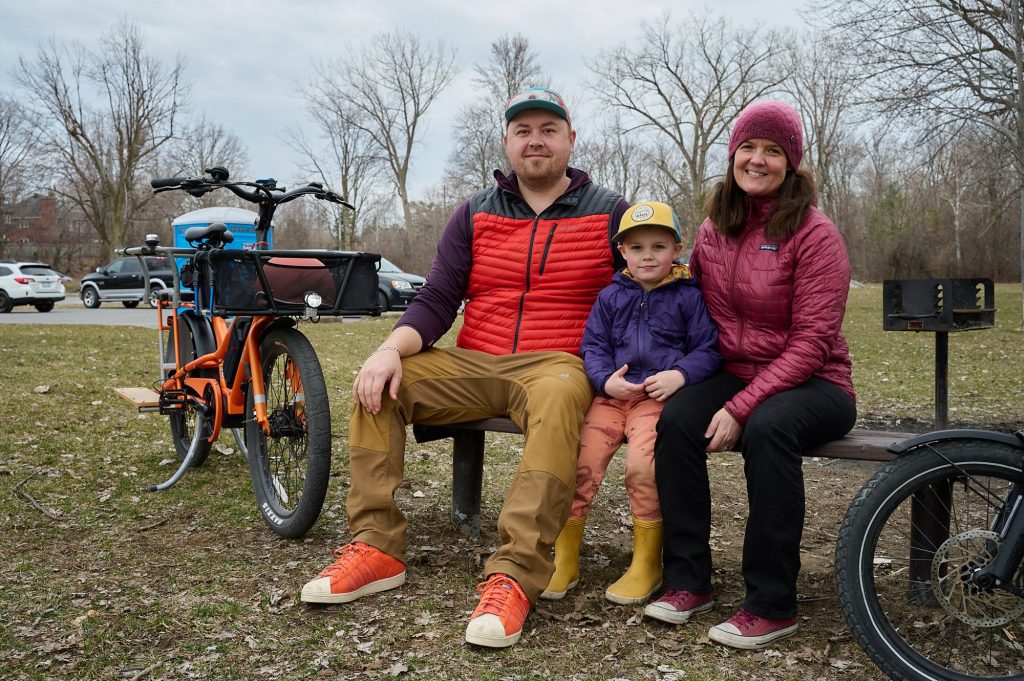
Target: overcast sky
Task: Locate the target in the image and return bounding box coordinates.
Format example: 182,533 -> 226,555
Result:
1,0 -> 807,200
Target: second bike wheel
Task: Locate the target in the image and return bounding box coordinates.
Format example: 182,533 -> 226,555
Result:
245,327 -> 331,538
836,439 -> 1024,680
165,321 -> 214,467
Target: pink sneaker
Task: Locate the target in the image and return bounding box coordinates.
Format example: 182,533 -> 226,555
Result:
708,608 -> 798,649
643,589 -> 714,624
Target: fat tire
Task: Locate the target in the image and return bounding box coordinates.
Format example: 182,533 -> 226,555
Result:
165,323 -> 213,467
246,327 -> 331,538
81,286 -> 101,309
835,440 -> 1024,681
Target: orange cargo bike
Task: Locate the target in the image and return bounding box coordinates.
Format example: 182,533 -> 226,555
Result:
117,166 -> 379,538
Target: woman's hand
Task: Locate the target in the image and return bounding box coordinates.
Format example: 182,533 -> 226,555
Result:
604,364 -> 645,401
705,408 -> 742,452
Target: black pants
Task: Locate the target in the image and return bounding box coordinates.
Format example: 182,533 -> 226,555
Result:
654,371 -> 856,620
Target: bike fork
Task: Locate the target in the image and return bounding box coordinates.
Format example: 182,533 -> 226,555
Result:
972,483 -> 1024,596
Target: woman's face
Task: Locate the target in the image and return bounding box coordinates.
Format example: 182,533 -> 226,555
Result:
732,138 -> 788,197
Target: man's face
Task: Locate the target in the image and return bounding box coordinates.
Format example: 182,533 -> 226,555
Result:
503,109 -> 575,185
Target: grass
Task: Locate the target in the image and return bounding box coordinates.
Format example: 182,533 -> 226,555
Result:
1,283 -> 1022,680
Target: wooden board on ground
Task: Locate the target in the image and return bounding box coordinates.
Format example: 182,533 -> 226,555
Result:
114,387 -> 160,408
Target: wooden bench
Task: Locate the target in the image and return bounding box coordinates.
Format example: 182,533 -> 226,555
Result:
412,417 -> 915,538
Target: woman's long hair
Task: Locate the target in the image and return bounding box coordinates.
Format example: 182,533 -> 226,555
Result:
704,158 -> 818,240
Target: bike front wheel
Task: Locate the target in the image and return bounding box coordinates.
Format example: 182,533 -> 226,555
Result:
245,327 -> 331,538
836,440 -> 1024,680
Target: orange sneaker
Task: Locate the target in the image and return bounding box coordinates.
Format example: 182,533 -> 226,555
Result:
300,542 -> 406,604
465,573 -> 530,648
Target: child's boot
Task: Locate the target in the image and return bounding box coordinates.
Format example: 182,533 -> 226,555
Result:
540,515 -> 586,600
605,517 -> 663,605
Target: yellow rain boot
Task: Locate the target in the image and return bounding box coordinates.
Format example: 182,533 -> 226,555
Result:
605,518 -> 663,605
540,516 -> 587,600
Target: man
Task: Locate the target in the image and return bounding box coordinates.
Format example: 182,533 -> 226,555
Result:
301,86 -> 630,649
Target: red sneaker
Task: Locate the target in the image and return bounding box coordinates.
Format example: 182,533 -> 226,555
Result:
465,574 -> 530,648
708,608 -> 799,649
300,542 -> 406,604
643,589 -> 714,624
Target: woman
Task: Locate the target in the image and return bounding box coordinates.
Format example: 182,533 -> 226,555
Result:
643,100 -> 856,650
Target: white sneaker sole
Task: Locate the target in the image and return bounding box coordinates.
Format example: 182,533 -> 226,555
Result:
708,622 -> 798,649
643,598 -> 714,624
465,614 -> 522,648
300,571 -> 406,604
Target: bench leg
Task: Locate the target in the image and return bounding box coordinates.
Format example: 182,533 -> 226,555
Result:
908,479 -> 952,605
452,430 -> 484,539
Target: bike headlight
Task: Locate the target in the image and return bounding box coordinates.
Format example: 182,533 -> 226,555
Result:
304,291 -> 323,308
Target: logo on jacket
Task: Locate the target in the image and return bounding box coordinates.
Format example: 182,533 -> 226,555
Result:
759,243 -> 780,252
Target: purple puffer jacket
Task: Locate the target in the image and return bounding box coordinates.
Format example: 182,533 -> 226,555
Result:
580,264 -> 721,397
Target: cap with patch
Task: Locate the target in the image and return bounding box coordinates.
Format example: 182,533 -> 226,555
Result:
614,201 -> 682,243
504,87 -> 571,125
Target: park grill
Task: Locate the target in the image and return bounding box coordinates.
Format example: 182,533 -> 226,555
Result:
882,277 -> 995,428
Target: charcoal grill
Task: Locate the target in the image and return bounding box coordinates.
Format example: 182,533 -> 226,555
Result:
882,278 -> 995,428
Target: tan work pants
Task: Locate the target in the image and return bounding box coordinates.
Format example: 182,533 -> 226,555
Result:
346,347 -> 594,602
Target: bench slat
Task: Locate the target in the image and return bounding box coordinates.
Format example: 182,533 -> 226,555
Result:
412,417 -> 916,537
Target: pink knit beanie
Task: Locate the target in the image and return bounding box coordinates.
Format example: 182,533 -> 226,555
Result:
727,100 -> 804,170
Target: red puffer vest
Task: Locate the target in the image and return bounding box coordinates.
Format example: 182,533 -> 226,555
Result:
690,198 -> 855,423
458,180 -> 622,355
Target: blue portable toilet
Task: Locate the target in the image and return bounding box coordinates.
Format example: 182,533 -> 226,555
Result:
172,206 -> 266,251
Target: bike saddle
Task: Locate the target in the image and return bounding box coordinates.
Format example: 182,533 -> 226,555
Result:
184,222 -> 235,246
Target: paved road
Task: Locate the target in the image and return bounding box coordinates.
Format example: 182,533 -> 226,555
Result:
0,300 -> 156,328
0,299 -> 388,329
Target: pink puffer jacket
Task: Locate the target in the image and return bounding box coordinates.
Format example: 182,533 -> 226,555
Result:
690,197 -> 855,424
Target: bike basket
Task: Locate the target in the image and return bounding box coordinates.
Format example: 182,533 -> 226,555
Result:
205,249 -> 380,317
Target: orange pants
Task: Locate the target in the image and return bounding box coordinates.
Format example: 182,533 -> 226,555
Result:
345,347 -> 594,602
570,395 -> 663,520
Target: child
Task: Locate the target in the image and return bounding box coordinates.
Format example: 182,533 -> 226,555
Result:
541,201 -> 720,605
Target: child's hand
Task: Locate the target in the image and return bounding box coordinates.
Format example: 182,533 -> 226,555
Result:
643,369 -> 685,402
604,364 -> 644,400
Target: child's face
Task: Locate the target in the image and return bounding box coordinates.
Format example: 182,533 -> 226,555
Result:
617,226 -> 683,291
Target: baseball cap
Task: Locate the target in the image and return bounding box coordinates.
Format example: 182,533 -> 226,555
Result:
613,201 -> 682,243
504,87 -> 571,125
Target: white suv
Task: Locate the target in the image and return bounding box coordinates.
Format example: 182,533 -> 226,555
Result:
0,260 -> 67,313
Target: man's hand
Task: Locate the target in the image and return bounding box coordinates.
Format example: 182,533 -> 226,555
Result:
705,408 -> 742,453
604,364 -> 644,401
352,327 -> 423,414
353,347 -> 402,414
643,369 -> 685,402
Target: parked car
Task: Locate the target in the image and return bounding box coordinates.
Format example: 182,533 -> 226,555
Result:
0,260 -> 66,312
377,257 -> 425,312
79,256 -> 175,309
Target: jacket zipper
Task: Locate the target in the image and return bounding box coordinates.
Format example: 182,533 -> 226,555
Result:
539,223 -> 557,276
729,227 -> 757,360
512,215 -> 542,352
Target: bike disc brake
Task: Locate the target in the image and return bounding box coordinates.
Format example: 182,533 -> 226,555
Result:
931,529 -> 1024,627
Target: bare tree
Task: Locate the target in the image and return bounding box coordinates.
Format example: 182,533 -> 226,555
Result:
14,20 -> 188,256
327,30 -> 457,235
782,34 -> 863,217
295,76 -> 385,250
445,34 -> 548,196
816,0 -> 1024,322
0,94 -> 41,211
588,11 -> 787,215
